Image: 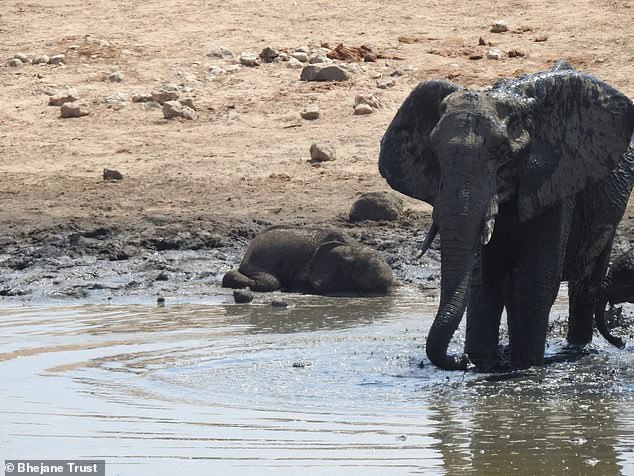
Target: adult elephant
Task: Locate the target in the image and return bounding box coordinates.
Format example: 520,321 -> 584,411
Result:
379,63 -> 634,370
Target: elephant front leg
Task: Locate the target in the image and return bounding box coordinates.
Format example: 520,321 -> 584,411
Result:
465,234 -> 509,370
506,209 -> 569,369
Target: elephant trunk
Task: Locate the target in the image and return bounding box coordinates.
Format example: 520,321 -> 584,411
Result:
426,187 -> 494,370
594,272 -> 626,349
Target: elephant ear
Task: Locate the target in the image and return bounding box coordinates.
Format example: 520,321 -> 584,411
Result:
515,71 -> 634,221
308,241 -> 351,295
379,80 -> 463,205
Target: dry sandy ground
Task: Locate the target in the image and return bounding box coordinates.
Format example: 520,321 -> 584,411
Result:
1,0 -> 633,242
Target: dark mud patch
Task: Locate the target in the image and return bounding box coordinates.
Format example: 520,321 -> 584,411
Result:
0,211 -> 441,304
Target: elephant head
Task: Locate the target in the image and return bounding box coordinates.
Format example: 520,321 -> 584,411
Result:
379,71 -> 634,369
308,241 -> 393,296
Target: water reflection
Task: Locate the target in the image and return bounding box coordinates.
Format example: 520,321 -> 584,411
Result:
0,296 -> 633,475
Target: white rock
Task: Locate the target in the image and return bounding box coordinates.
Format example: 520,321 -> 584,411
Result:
225,64 -> 241,73
292,51 -> 309,63
239,52 -> 258,67
48,90 -> 80,106
295,45 -> 310,54
208,65 -> 226,76
49,54 -> 65,65
354,103 -> 374,115
163,100 -> 196,120
60,102 -> 90,118
491,21 -> 509,33
286,57 -> 304,69
14,52 -> 29,63
308,53 -> 329,64
109,71 -> 124,82
207,47 -> 235,60
33,55 -> 49,65
487,48 -> 504,60
309,142 -> 336,162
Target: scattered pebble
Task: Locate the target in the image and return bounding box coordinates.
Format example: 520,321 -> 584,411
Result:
259,46 -> 279,63
354,93 -> 382,115
377,77 -> 396,89
300,64 -> 349,81
292,51 -> 309,63
60,102 -> 90,118
32,55 -> 50,65
309,142 -> 336,162
103,168 -> 124,181
534,34 -> 548,42
239,52 -> 259,67
13,52 -> 29,63
207,47 -> 235,60
301,103 -> 320,120
162,100 -> 196,120
8,58 -> 23,67
208,65 -> 226,76
286,57 -> 304,69
105,92 -> 129,109
295,45 -> 310,54
151,86 -> 180,104
132,93 -> 153,103
354,103 -> 374,115
233,289 -> 254,304
309,53 -> 328,64
508,49 -> 525,58
491,21 -> 509,33
487,48 -> 504,60
108,71 -> 124,82
49,54 -> 65,65
48,90 -> 80,106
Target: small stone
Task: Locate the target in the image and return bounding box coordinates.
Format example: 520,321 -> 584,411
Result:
377,78 -> 396,89
103,168 -> 124,181
295,45 -> 310,54
49,54 -> 65,65
208,65 -> 226,76
157,296 -> 166,307
354,103 -> 374,115
239,52 -> 258,67
48,91 -> 80,106
151,86 -> 180,104
300,64 -> 349,82
478,37 -> 487,46
309,142 -> 336,162
8,58 -> 23,67
233,289 -> 254,304
179,97 -> 196,110
162,100 -> 196,120
355,93 -> 382,109
33,55 -> 50,65
292,51 -> 309,63
491,21 -> 509,33
308,53 -> 328,64
487,48 -> 504,60
271,299 -> 291,308
349,191 -> 403,222
13,52 -> 29,63
364,52 -> 377,62
507,49 -> 525,58
132,93 -> 153,103
534,34 -> 548,42
224,64 -> 241,73
286,57 -> 304,69
108,71 -> 124,82
105,92 -> 129,109
60,102 -> 90,118
259,46 -> 279,63
301,103 -> 320,120
207,47 -> 235,60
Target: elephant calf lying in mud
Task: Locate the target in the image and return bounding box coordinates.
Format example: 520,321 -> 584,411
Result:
222,225 -> 393,296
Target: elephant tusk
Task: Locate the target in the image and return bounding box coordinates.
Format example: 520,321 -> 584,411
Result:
481,194 -> 499,246
416,222 -> 439,258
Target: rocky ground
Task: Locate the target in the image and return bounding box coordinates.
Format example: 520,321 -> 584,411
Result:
1,0 -> 633,304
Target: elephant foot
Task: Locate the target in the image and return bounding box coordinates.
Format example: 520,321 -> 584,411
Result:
543,344 -> 599,365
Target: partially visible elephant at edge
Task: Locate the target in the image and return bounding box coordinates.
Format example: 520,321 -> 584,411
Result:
595,247 -> 634,347
222,225 -> 393,296
379,61 -> 634,370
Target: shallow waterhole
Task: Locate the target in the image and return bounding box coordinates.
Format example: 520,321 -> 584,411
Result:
1,288 -> 633,475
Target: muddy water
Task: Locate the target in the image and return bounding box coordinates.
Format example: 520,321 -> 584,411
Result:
1,292 -> 634,475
